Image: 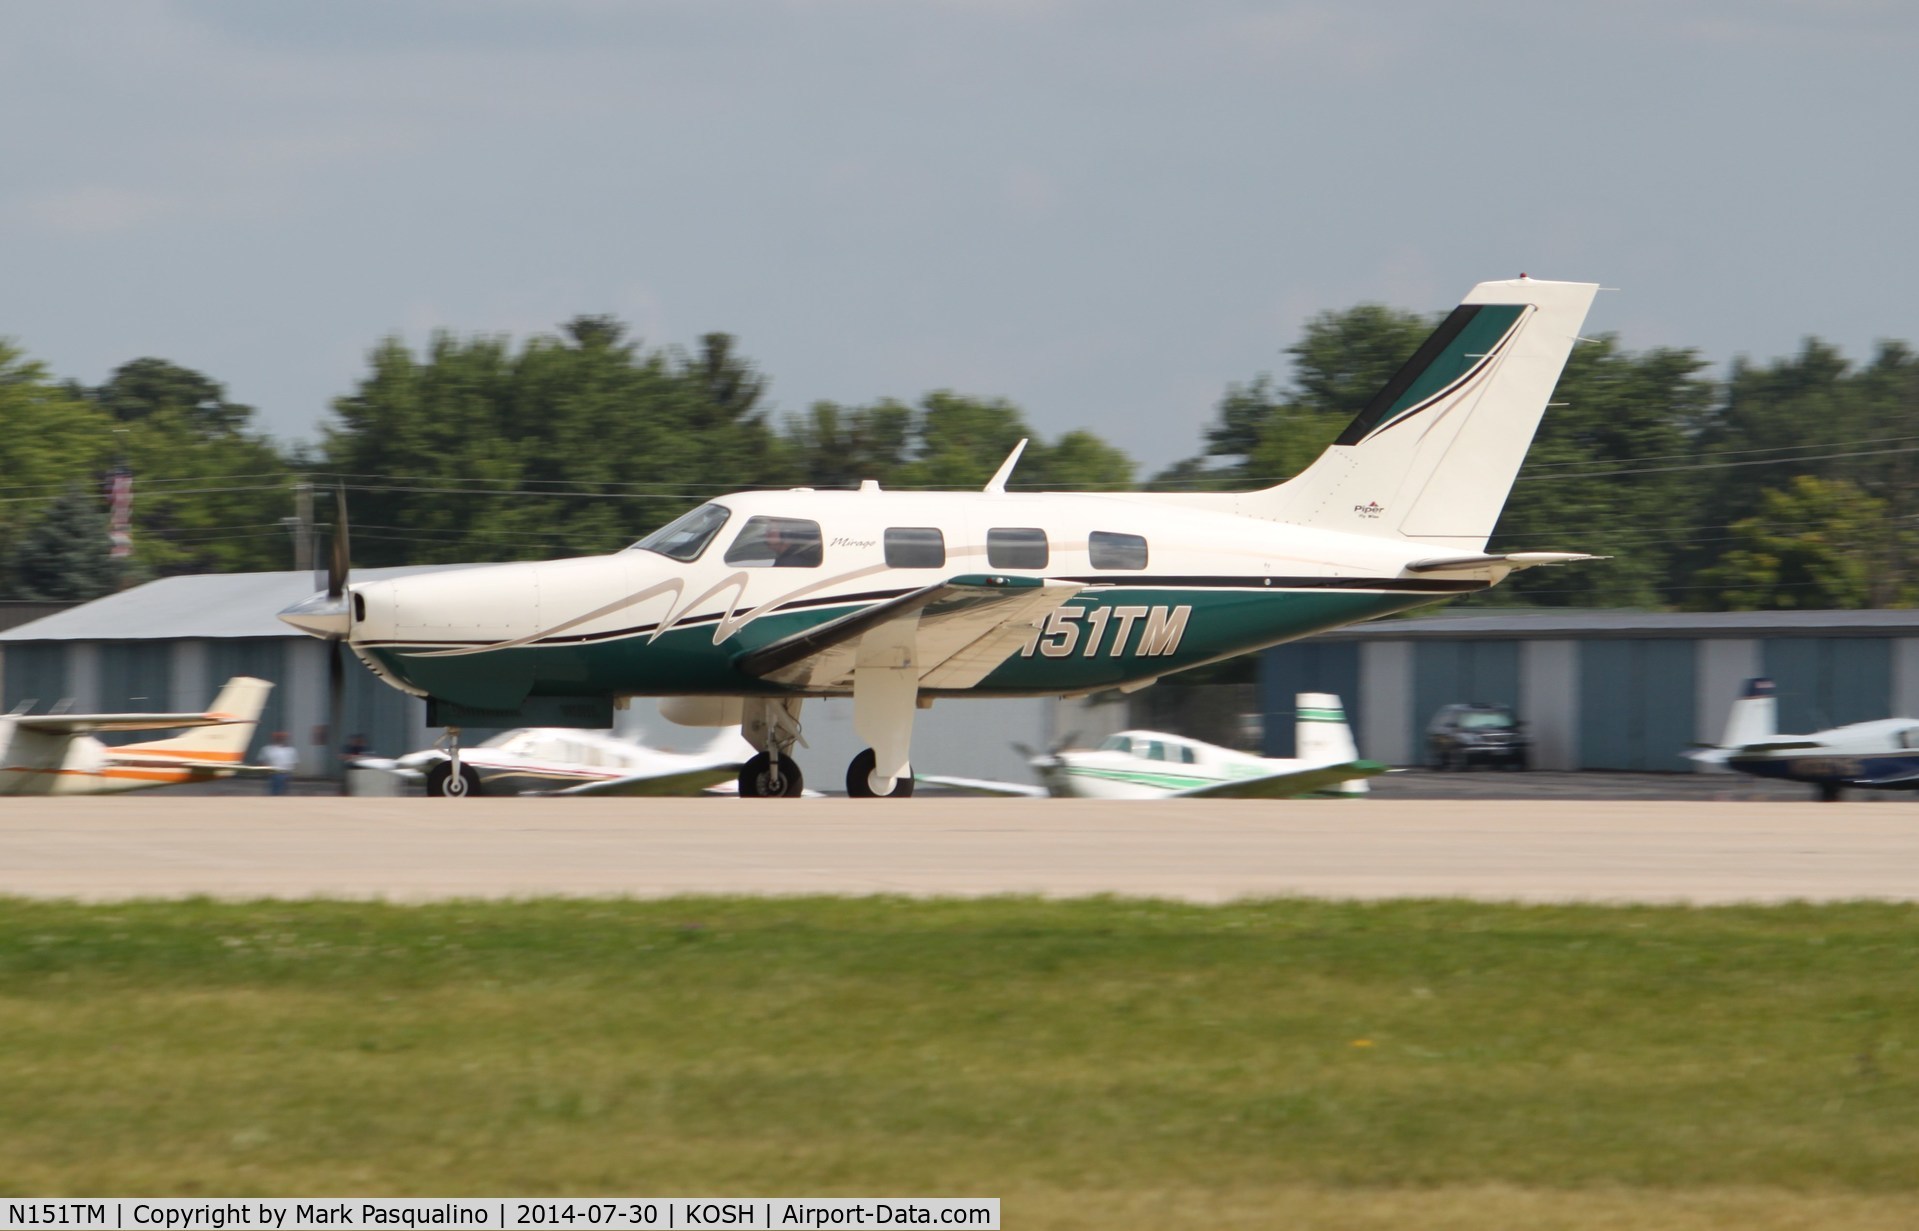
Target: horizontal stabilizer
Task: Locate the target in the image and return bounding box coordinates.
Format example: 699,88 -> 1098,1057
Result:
14,712 -> 242,735
1406,552 -> 1605,574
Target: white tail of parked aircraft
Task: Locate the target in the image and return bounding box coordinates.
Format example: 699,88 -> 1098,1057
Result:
0,676 -> 273,795
1294,691 -> 1367,794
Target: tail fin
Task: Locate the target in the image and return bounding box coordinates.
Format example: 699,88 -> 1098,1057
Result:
118,676 -> 273,763
1295,692 -> 1367,795
1720,677 -> 1777,750
1253,276 -> 1598,551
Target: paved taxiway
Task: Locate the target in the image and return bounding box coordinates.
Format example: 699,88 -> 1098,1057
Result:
1,797 -> 1912,903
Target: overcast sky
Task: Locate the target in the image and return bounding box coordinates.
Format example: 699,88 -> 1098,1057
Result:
4,0 -> 1914,472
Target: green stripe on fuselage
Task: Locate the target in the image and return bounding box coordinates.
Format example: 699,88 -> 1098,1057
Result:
362,586 -> 1458,708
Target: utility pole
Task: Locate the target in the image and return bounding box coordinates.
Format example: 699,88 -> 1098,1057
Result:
293,481 -> 313,572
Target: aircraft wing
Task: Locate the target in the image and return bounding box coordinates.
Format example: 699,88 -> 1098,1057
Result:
1171,760 -> 1388,799
13,713 -> 241,735
913,773 -> 1052,798
739,575 -> 1084,691
538,764 -> 745,797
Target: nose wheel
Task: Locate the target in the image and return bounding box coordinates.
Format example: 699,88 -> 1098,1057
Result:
739,752 -> 805,797
846,748 -> 914,798
426,761 -> 485,797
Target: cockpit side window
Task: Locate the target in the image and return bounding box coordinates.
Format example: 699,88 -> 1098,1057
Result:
632,503 -> 731,561
1100,734 -> 1132,754
724,516 -> 824,568
1900,727 -> 1919,750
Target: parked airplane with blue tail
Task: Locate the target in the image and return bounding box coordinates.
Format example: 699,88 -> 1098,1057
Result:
1689,677 -> 1919,801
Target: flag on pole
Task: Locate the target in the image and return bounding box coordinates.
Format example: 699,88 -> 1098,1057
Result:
106,465 -> 133,558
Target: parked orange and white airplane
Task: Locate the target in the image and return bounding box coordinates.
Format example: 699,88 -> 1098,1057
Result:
0,676 -> 274,795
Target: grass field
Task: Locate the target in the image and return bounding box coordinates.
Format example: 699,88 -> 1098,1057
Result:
2,896 -> 1916,1229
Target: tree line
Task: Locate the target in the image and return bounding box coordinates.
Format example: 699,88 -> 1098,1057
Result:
2,306 -> 1915,611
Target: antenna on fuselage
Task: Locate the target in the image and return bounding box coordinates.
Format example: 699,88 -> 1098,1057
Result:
983,439 -> 1028,494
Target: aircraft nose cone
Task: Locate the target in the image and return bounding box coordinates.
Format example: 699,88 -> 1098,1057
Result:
279,591 -> 350,639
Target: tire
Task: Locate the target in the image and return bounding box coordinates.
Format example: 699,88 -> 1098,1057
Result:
739,752 -> 804,798
846,748 -> 915,798
426,761 -> 484,798
1429,743 -> 1448,771
1816,781 -> 1844,803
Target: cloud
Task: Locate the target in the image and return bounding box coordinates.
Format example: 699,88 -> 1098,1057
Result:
15,187 -> 180,236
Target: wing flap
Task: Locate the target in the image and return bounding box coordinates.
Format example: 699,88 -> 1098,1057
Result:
741,575 -> 1083,691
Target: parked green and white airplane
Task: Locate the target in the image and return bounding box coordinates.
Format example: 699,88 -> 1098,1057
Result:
282,276 -> 1600,798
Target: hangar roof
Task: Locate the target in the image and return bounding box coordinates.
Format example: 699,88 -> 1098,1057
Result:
0,565 -> 480,642
1322,606 -> 1919,641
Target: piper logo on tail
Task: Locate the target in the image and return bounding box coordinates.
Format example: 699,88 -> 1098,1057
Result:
1354,501 -> 1384,519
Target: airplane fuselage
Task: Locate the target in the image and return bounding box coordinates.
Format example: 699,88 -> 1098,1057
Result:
340,489 -> 1499,720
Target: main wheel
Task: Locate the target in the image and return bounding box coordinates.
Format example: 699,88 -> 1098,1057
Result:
1816,781 -> 1844,803
739,752 -> 804,797
846,748 -> 914,798
426,761 -> 484,797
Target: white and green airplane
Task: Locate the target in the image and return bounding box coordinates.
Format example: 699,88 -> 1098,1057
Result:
281,276 -> 1600,799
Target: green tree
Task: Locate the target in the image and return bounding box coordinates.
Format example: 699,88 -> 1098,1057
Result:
1484,338 -> 1716,608
1694,476 -> 1900,610
4,483 -> 120,601
321,323 -> 791,565
1166,304 -> 1433,489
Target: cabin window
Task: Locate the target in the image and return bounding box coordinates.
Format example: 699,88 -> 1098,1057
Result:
885,527 -> 946,569
632,502 -> 731,561
987,527 -> 1049,569
724,516 -> 824,567
1900,727 -> 1919,750
1141,740 -> 1168,761
1089,530 -> 1148,570
1178,745 -> 1197,764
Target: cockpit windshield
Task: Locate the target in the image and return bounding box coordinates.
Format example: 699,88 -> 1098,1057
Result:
631,503 -> 731,561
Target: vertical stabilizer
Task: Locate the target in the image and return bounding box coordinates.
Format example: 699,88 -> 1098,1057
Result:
1244,277 -> 1598,551
118,676 -> 273,763
1721,677 -> 1778,750
1295,692 -> 1367,794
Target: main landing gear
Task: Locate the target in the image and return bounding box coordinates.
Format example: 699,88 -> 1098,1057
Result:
736,676 -> 921,800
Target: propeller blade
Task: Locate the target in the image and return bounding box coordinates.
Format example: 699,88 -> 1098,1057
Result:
329,640 -> 347,794
327,486 -> 351,600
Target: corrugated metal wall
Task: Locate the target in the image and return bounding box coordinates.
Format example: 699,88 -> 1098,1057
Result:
340,653 -> 420,764
206,639 -> 291,762
1411,641 -> 1520,757
1258,641 -> 1361,756
1,644 -> 67,712
1762,638 -> 1891,733
1578,639 -> 1697,770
